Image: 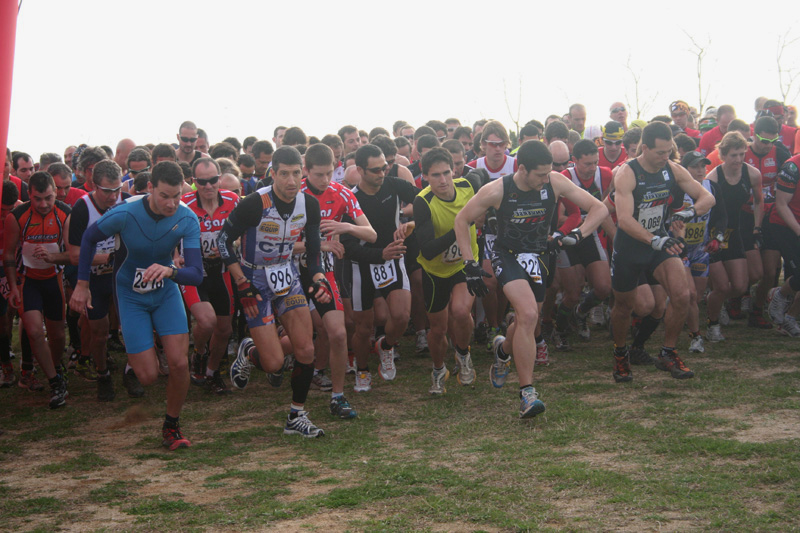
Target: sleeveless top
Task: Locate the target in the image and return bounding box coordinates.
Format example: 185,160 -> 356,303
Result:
495,174 -> 556,255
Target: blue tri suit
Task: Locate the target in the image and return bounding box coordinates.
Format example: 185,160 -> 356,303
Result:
78,195 -> 203,354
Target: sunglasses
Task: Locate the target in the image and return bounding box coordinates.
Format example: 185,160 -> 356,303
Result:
180,136 -> 198,143
437,135 -> 447,142
611,106 -> 626,113
97,184 -> 123,194
447,127 -> 456,132
604,140 -> 622,146
241,172 -> 254,179
129,165 -> 151,176
365,165 -> 388,175
404,134 -> 414,140
755,133 -> 779,144
485,140 -> 507,148
553,160 -> 573,168
195,175 -> 220,186
385,158 -> 395,167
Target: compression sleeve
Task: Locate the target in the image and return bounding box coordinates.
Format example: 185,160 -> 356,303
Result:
413,196 -> 456,261
67,200 -> 89,246
174,247 -> 203,285
218,192 -> 264,266
77,222 -> 109,282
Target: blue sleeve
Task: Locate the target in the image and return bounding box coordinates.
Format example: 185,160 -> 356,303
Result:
174,247 -> 203,286
78,223 -> 110,282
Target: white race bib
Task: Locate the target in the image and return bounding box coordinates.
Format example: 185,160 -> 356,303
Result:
638,205 -> 663,232
484,234 -> 496,256
516,253 -> 542,282
442,242 -> 462,264
200,231 -> 220,259
92,238 -> 116,276
132,267 -> 164,294
21,242 -> 59,270
266,262 -> 294,296
371,260 -> 398,289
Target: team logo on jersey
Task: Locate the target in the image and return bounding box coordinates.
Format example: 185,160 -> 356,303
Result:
259,221 -> 280,234
291,214 -> 304,222
540,189 -> 548,200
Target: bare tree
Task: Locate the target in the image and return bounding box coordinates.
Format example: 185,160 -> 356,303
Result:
503,77 -> 522,140
624,55 -> 657,119
683,30 -> 711,115
777,28 -> 800,104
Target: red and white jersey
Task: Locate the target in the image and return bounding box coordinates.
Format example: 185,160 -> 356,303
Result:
598,146 -> 628,170
466,155 -> 517,180
182,189 -> 240,260
745,145 -> 779,206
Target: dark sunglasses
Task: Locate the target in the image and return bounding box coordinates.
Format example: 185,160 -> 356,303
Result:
180,136 -> 198,143
365,165 -> 388,175
129,165 -> 151,176
97,185 -> 123,194
604,140 -> 622,146
553,160 -> 573,168
611,106 -> 626,113
195,175 -> 220,186
403,135 -> 414,140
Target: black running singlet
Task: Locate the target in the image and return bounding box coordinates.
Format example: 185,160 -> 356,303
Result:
495,174 -> 556,255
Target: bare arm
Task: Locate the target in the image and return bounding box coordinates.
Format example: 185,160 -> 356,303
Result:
610,165 -> 655,245
775,190 -> 800,236
672,161 -> 715,217
550,173 -> 609,237
747,164 -> 764,228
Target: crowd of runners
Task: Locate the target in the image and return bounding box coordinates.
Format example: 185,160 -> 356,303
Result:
2,95 -> 800,449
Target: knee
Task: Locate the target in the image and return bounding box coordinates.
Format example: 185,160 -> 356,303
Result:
515,306 -> 538,327
168,353 -> 188,375
451,304 -> 472,324
671,287 -> 691,308
195,314 -> 216,332
214,320 -> 233,339
327,326 -> 346,348
137,366 -> 158,386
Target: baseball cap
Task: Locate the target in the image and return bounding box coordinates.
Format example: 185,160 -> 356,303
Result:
630,119 -> 648,130
602,121 -> 625,141
681,150 -> 711,168
670,100 -> 690,115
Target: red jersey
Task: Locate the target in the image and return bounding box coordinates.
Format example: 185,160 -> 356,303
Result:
182,189 -> 240,261
745,145 -> 779,207
780,124 -> 796,154
698,126 -> 724,156
63,187 -> 87,207
770,155 -> 800,228
300,179 -> 364,271
9,201 -> 70,280
598,146 -> 628,169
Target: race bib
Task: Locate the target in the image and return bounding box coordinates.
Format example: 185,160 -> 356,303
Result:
92,237 -> 116,276
638,205 -> 663,232
516,253 -> 542,283
484,234 -> 496,256
132,267 -> 164,294
21,242 -> 59,270
684,222 -> 705,245
200,231 -> 220,259
0,276 -> 10,300
266,262 -> 294,296
763,186 -> 775,203
442,242 -> 462,264
720,228 -> 733,250
371,260 -> 398,289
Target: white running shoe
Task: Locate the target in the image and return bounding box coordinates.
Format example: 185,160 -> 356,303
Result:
777,315 -> 800,337
415,330 -> 429,354
376,337 -> 396,380
429,366 -> 449,395
706,324 -> 725,343
354,371 -> 372,392
768,287 -> 792,325
454,350 -> 475,385
689,335 -> 705,353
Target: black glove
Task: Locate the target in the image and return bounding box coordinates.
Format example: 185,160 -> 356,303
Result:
671,206 -> 696,223
310,276 -> 334,301
650,235 -> 681,251
753,226 -> 763,249
237,279 -> 260,308
463,260 -> 491,297
561,228 -> 583,246
546,231 -> 565,253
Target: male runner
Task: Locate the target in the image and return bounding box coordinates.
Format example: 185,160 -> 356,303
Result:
4,172 -> 71,409
221,146 -> 333,438
454,141 -> 608,418
414,147 -> 481,394
609,122 -> 715,382
181,157 -> 239,395
70,161 -> 203,449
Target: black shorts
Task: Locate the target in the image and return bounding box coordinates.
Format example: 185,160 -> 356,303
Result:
422,269 -> 466,314
404,234 -> 421,274
711,225 -> 745,262
772,223 -> 800,291
88,274 -> 114,321
21,274 -> 65,321
300,266 -> 344,317
333,257 -> 352,299
760,206 -> 781,252
181,271 -> 234,317
611,230 -> 674,292
351,258 -> 410,312
740,211 -> 756,252
561,232 -> 608,268
491,249 -> 546,302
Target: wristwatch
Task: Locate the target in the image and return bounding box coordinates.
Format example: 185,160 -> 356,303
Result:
169,265 -> 178,280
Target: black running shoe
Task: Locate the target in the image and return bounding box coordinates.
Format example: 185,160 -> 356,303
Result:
122,367 -> 145,398
655,349 -> 694,379
628,346 -> 655,365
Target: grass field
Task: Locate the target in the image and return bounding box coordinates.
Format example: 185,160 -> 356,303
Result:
1,318 -> 799,532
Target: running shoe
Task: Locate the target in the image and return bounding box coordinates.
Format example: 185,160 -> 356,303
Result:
655,349 -> 694,379
346,351 -> 356,375
689,334 -> 705,354
107,334 -> 126,353
49,375 -> 68,409
628,345 -> 655,365
74,358 -> 98,381
718,306 -> 730,326
485,327 -> 501,352
589,305 -> 608,327
123,367 -> 145,398
190,350 -> 208,386
227,338 -> 237,357
18,369 -> 45,391
777,315 -> 800,337
519,386 -> 545,419
267,355 -> 294,389
455,350 -> 476,385
105,354 -> 117,372
97,373 -> 115,402
706,324 -> 725,342
66,346 -> 79,370
747,311 -> 773,329
415,330 -> 429,355
553,329 -> 571,351
613,351 -> 633,383
330,395 -> 358,419
573,307 -> 591,340
429,366 -> 449,395
230,338 -> 255,390
727,297 -> 744,320
768,287 -> 792,325
489,335 -> 511,388
376,336 -> 396,381
311,370 -> 333,391
741,295 -> 751,314
354,371 -> 372,392
162,426 -> 191,450
206,370 -> 232,395
284,411 -> 325,438
0,363 -> 15,388
535,342 -> 550,367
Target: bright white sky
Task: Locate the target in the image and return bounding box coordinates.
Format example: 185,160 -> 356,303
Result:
7,0 -> 800,159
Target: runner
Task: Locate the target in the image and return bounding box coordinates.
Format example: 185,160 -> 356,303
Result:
609,122 -> 715,382
454,140 -> 608,418
70,161 -> 203,449
181,157 -> 239,395
4,172 -> 72,408
221,146 -> 333,437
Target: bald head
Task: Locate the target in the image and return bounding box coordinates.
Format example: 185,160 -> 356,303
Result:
220,174 -> 241,196
343,164 -> 361,188
114,138 -> 136,172
549,141 -> 569,162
